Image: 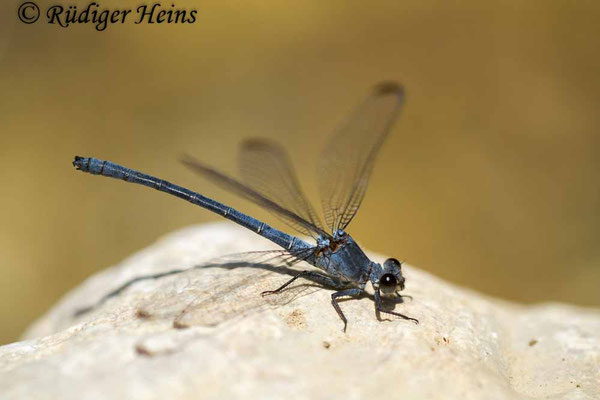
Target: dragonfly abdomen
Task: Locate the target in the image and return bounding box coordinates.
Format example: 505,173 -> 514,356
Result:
72,156 -> 311,252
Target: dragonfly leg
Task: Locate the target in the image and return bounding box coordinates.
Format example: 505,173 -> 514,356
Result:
375,289 -> 419,324
395,292 -> 413,301
331,288 -> 363,332
261,270 -> 344,296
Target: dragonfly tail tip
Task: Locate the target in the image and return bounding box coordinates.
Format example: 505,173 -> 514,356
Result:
72,155 -> 86,170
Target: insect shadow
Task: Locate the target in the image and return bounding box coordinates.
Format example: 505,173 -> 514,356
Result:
73,261 -> 409,325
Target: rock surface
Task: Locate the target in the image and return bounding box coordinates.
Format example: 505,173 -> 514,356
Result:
1,223 -> 599,400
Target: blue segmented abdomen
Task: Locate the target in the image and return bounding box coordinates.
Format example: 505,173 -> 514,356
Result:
72,156 -> 313,254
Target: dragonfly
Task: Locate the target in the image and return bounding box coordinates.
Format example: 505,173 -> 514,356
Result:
72,82 -> 418,331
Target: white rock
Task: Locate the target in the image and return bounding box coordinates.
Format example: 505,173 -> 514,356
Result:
1,223 -> 599,400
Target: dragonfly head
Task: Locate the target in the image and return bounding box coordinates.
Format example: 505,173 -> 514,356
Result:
371,258 -> 406,296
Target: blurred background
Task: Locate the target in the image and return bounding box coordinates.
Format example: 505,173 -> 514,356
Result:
1,0 -> 599,345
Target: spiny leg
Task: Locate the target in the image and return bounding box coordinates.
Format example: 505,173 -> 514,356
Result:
331,288 -> 363,332
261,270 -> 345,296
395,292 -> 413,301
375,289 -> 419,324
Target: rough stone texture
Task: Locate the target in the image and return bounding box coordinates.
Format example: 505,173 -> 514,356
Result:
1,223 -> 599,400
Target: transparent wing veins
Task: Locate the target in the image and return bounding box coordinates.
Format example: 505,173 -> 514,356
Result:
238,139 -> 326,238
318,82 -> 405,232
182,155 -> 328,238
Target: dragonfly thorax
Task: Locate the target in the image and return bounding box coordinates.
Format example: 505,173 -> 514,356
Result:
316,235 -> 331,249
313,232 -> 373,285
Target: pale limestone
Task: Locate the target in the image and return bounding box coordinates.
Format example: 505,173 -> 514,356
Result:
1,223 -> 598,400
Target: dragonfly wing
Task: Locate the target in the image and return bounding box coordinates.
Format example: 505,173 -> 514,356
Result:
212,246 -> 317,268
318,82 -> 405,232
182,156 -> 326,238
238,139 -> 326,239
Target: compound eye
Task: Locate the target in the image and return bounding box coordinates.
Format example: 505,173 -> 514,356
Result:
379,273 -> 398,294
